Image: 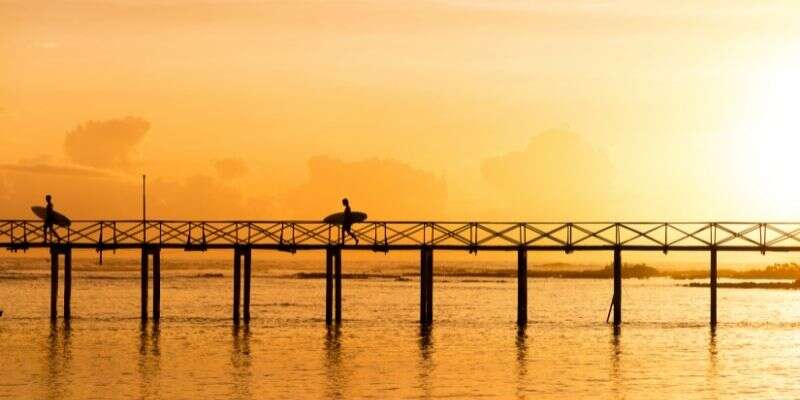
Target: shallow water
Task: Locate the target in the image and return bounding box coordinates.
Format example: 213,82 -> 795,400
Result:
2,264 -> 800,399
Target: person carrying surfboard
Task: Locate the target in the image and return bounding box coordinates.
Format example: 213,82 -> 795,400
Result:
43,195 -> 62,243
342,198 -> 359,245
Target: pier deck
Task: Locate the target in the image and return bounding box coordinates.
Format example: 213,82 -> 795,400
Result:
4,220 -> 798,327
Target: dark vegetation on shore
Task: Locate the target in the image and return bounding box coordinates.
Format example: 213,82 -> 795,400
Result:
687,280 -> 800,289
669,263 -> 800,280
293,263 -> 661,280
294,262 -> 800,281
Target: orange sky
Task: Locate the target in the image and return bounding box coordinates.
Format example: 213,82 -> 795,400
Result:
2,1 -> 800,222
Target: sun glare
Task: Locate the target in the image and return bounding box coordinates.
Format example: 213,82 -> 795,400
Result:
731,53 -> 800,218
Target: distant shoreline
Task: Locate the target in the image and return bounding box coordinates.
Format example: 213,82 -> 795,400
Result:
4,262 -> 800,286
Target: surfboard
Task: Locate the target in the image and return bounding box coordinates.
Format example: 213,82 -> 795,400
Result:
323,211 -> 367,224
31,206 -> 71,227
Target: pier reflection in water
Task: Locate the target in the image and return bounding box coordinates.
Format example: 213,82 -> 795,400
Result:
4,274 -> 800,398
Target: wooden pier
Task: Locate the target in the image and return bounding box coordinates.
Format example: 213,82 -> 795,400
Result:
3,220 -> 799,327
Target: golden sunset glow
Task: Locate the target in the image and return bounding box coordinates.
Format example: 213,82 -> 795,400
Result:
7,3 -> 800,400
1,1 -> 800,222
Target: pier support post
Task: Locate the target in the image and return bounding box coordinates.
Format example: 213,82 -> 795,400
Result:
426,248 -> 433,324
710,249 -> 717,327
420,248 -> 427,323
233,247 -> 241,323
153,249 -> 160,322
613,248 -> 622,327
243,247 -> 251,323
420,247 -> 434,325
50,246 -> 59,321
64,247 -> 72,320
334,248 -> 342,323
325,248 -> 334,325
517,248 -> 527,325
141,247 -> 149,322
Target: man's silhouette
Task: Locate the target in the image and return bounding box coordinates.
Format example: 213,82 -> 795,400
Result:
43,194 -> 61,243
342,198 -> 359,245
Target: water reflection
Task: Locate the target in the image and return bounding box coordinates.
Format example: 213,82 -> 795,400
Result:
230,324 -> 252,400
708,328 -> 719,400
609,327 -> 623,399
324,325 -> 345,399
46,321 -> 72,400
515,324 -> 528,399
138,322 -> 161,399
418,325 -> 434,399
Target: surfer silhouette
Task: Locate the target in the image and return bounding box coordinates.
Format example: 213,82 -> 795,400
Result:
43,195 -> 61,243
342,198 -> 359,245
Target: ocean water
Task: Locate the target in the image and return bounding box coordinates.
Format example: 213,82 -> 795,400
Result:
2,258 -> 800,399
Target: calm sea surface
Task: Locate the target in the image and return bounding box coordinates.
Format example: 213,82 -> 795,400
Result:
2,259 -> 800,399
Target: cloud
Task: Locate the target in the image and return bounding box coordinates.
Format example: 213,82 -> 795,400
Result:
0,170 -> 276,220
0,163 -> 115,178
214,158 -> 249,180
481,129 -> 619,219
149,174 -> 275,219
63,116 -> 149,169
286,156 -> 447,219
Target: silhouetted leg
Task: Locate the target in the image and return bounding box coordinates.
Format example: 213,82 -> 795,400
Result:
349,229 -> 359,244
64,248 -> 71,320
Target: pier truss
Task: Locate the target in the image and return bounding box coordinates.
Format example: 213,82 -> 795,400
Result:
2,220 -> 800,252
3,220 -> 797,327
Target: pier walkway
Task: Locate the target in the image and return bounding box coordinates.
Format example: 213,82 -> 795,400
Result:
3,220 -> 799,327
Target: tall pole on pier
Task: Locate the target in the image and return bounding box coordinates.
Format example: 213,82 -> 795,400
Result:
142,174 -> 147,242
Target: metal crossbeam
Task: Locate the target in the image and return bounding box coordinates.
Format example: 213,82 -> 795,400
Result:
4,220 -> 800,251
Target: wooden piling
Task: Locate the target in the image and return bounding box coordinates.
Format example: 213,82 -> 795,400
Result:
613,248 -> 622,327
517,248 -> 527,325
50,247 -> 58,321
243,247 -> 251,323
419,248 -> 434,324
153,249 -> 161,322
334,248 -> 342,323
710,249 -> 717,326
326,248 -> 333,325
420,248 -> 428,324
233,248 -> 241,323
141,247 -> 148,322
426,248 -> 433,324
64,247 -> 72,320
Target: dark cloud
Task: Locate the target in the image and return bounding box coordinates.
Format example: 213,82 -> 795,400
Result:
63,116 -> 149,169
481,129 -> 619,219
214,158 -> 249,180
0,163 -> 114,178
286,156 -> 447,219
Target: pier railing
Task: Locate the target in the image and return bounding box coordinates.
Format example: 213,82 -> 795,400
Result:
4,220 -> 795,327
2,220 -> 800,252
